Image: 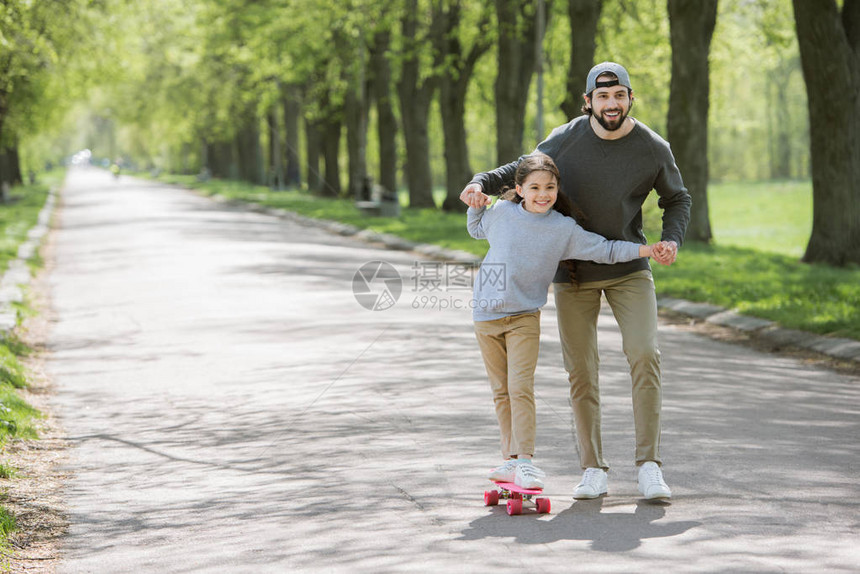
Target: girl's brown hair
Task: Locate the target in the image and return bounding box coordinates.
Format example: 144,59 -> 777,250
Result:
499,152 -> 583,283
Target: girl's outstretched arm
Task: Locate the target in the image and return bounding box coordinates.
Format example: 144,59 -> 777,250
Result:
467,206 -> 489,240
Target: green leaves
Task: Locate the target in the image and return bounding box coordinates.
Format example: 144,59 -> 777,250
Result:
4,0 -> 812,201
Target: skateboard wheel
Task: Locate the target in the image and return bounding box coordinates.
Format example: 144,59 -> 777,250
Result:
506,499 -> 522,516
484,490 -> 500,506
511,491 -> 523,501
536,498 -> 551,514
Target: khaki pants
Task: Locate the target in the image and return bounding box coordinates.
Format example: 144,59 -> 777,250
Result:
554,270 -> 662,470
474,312 -> 541,459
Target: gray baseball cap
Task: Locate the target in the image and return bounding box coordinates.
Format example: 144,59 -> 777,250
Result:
585,62 -> 632,94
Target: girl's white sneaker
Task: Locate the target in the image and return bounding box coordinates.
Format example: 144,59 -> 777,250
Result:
514,460 -> 546,489
488,459 -> 520,482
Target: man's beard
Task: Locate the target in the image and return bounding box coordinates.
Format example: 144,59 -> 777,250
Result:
593,103 -> 631,131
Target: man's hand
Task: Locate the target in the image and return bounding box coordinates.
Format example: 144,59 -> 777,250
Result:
460,183 -> 492,209
651,240 -> 678,265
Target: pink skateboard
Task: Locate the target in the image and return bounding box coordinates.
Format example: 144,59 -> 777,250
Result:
484,481 -> 551,515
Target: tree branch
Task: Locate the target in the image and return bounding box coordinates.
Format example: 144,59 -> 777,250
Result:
464,5 -> 493,74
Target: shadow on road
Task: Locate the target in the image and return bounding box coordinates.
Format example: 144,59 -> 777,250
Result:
461,498 -> 701,551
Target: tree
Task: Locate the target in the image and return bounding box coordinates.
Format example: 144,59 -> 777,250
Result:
666,0 -> 719,243
305,115 -> 322,192
263,0 -> 348,197
319,89 -> 344,197
267,103 -> 284,188
369,27 -> 399,196
494,0 -> 551,164
706,0 -> 808,182
433,0 -> 493,212
0,0 -> 85,186
282,85 -> 302,187
340,29 -> 370,200
397,0 -> 438,208
236,106 -> 265,185
756,1 -> 804,180
792,0 -> 860,266
560,0 -> 603,120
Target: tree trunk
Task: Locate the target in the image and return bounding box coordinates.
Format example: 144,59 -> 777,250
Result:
345,57 -> 369,201
435,1 -> 493,212
236,109 -> 264,185
238,125 -> 262,184
283,85 -> 302,188
208,141 -> 234,179
0,97 -> 9,191
561,0 -> 603,120
769,64 -> 793,180
494,0 -> 550,164
0,106 -> 6,194
793,0 -> 860,265
370,29 -> 399,197
5,143 -> 22,186
199,138 -> 209,175
0,149 -> 8,194
320,116 -> 342,197
205,142 -> 217,177
305,117 -> 322,193
767,55 -> 798,180
268,106 -> 284,190
0,91 -> 6,153
666,0 -> 718,244
397,0 -> 437,209
228,138 -> 241,181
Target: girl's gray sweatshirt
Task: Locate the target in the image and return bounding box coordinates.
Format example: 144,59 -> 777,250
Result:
468,200 -> 642,322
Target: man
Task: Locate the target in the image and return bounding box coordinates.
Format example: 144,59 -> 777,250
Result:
461,62 -> 691,500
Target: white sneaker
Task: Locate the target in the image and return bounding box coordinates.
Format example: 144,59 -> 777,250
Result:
514,460 -> 546,489
573,467 -> 608,499
638,461 -> 672,499
488,459 -> 520,482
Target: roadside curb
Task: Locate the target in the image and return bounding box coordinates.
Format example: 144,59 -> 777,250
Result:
0,187 -> 57,335
657,297 -> 860,364
205,190 -> 860,366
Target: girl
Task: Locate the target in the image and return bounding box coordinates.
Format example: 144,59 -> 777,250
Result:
468,152 -> 665,489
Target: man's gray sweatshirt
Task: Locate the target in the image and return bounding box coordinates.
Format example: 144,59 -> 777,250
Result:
469,116 -> 691,284
468,200 -> 642,322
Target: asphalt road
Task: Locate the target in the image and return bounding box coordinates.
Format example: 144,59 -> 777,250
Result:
47,169 -> 859,573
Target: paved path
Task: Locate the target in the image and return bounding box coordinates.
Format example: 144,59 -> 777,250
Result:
47,169 -> 859,573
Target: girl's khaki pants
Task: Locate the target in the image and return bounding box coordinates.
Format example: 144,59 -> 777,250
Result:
474,311 -> 541,459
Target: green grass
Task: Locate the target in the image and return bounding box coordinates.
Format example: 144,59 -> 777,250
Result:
0,170 -> 60,546
0,464 -> 15,480
649,242 -> 860,338
0,172 -> 58,276
0,379 -> 39,440
0,343 -> 27,390
152,173 -> 859,340
0,506 -> 15,538
640,180 -> 813,257
707,180 -> 812,258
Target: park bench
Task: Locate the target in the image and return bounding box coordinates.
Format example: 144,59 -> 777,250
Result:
356,178 -> 400,217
